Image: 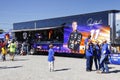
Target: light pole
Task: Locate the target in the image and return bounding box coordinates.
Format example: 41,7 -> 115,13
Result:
34,22 -> 37,30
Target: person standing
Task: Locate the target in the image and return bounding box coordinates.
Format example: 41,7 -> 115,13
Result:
98,40 -> 109,73
84,35 -> 91,47
95,40 -> 101,70
92,41 -> 98,70
85,40 -> 93,71
1,46 -> 7,61
0,40 -> 7,61
21,42 -> 27,55
48,44 -> 55,72
8,40 -> 16,61
85,35 -> 91,53
68,21 -> 82,53
0,40 -> 3,57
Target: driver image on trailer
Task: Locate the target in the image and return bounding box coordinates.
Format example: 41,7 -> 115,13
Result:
68,21 -> 82,53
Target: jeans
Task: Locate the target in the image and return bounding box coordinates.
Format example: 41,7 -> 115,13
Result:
86,56 -> 93,71
97,56 -> 101,70
93,55 -> 98,70
100,54 -> 109,72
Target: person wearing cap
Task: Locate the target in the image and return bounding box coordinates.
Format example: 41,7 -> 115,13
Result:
48,44 -> 55,72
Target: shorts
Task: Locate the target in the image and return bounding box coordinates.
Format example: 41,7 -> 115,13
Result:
9,52 -> 15,56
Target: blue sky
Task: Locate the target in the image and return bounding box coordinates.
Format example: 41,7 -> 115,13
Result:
0,0 -> 119,31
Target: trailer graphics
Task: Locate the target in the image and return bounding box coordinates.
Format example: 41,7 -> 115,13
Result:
13,10 -> 120,55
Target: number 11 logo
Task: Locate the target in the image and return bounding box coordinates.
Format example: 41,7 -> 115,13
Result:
90,29 -> 100,40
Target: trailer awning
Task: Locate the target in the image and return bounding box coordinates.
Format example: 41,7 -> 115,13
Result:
12,26 -> 63,32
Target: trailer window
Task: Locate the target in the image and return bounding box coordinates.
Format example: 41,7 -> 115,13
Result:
34,27 -> 64,43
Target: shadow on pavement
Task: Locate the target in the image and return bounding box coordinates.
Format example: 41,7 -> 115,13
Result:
109,70 -> 120,73
109,67 -> 115,69
14,59 -> 29,61
54,68 -> 71,72
0,66 -> 22,69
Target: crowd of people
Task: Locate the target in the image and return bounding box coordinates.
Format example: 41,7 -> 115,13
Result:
47,37 -> 110,73
47,21 -> 111,73
85,35 -> 110,73
0,39 -> 30,61
0,39 -> 16,61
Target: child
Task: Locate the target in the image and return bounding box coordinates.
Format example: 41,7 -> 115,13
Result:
48,44 -> 55,72
1,46 -> 7,61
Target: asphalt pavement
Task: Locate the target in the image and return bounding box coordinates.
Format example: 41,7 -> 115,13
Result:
0,55 -> 120,80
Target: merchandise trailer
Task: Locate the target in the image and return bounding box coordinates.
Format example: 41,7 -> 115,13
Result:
13,10 -> 120,59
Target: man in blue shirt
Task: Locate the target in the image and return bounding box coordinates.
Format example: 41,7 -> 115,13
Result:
85,39 -> 93,71
85,35 -> 91,47
48,44 -> 55,72
98,40 -> 109,73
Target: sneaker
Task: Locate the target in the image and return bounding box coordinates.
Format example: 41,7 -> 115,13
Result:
102,72 -> 109,74
86,70 -> 91,72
